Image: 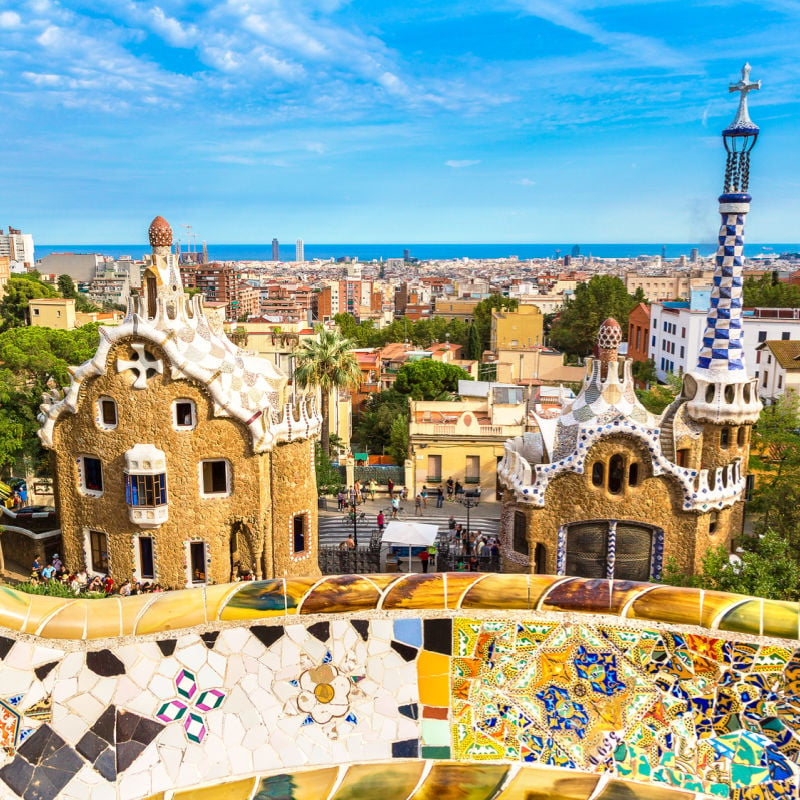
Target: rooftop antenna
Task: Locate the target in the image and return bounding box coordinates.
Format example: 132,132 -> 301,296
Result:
183,224 -> 193,253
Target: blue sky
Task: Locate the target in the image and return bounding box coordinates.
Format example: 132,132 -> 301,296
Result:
2,0 -> 800,245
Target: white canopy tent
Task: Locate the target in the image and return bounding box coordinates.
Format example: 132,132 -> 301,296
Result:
381,521 -> 439,572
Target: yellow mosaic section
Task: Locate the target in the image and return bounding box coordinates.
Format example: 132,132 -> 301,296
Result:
0,575 -> 796,641
131,762 -> 699,800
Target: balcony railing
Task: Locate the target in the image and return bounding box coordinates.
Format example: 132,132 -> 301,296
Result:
426,475 -> 442,483
464,476 -> 481,484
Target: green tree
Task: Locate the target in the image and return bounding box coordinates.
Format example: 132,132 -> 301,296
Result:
0,324 -> 100,472
388,412 -> 409,467
549,276 -> 637,356
314,443 -> 344,496
57,274 -> 78,298
353,389 -> 408,456
473,294 -> 518,353
748,393 -> 800,558
466,322 -> 481,361
635,372 -> 681,414
662,529 -> 800,601
0,275 -> 59,330
294,327 -> 362,455
743,274 -> 800,308
393,359 -> 471,400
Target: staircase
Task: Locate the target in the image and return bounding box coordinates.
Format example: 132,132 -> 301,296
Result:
659,399 -> 682,463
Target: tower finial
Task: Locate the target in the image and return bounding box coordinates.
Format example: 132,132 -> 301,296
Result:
722,63 -> 761,195
726,63 -> 761,134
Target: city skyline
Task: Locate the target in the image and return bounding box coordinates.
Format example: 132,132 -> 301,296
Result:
3,0 -> 800,244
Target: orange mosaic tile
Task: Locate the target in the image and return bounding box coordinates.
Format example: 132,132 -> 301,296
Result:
298,575 -> 381,614
383,574 -> 446,610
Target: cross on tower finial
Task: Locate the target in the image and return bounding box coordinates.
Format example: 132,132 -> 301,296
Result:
727,62 -> 760,132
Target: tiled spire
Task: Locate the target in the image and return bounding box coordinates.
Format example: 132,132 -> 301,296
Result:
694,207 -> 747,375
684,65 -> 762,424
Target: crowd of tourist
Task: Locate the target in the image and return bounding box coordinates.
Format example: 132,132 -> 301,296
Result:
30,554 -> 165,595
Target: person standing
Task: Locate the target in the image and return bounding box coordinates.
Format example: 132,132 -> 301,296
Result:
368,479 -> 377,500
436,486 -> 444,508
446,477 -> 454,502
414,494 -> 423,516
387,478 -> 394,498
391,495 -> 400,519
377,510 -> 385,531
419,548 -> 429,573
421,485 -> 428,508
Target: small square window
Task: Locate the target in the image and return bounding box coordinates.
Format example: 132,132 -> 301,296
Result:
200,460 -> 230,496
174,400 -> 196,429
79,456 -> 104,496
33,308 -> 40,316
97,397 -> 118,429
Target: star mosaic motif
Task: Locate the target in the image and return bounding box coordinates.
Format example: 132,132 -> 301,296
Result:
155,668 -> 226,744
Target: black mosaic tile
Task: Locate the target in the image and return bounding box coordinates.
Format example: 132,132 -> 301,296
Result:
156,639 -> 177,657
399,703 -> 419,720
94,749 -> 116,782
116,741 -> 146,775
34,662 -> 58,682
391,640 -> 418,662
351,619 -> 369,641
423,619 -> 452,655
86,649 -> 125,677
391,739 -> 419,758
90,705 -> 116,745
17,725 -> 56,765
6,725 -> 84,800
250,625 -> 284,649
0,756 -> 34,796
0,636 -> 13,660
200,631 -> 219,649
116,710 -> 163,747
308,621 -> 330,642
76,731 -> 106,763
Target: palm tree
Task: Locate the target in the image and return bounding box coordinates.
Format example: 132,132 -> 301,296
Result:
294,328 -> 361,454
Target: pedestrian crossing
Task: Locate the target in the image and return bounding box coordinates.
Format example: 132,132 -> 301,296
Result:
318,507 -> 500,547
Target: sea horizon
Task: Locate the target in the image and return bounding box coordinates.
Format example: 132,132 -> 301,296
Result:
34,242 -> 800,263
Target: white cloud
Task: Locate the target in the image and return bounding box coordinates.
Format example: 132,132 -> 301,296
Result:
515,177 -> 536,186
445,159 -> 480,168
149,7 -> 197,48
0,10 -> 21,28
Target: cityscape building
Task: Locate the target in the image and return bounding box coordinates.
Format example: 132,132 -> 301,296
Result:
0,226 -> 34,267
271,238 -> 279,261
296,238 -> 304,262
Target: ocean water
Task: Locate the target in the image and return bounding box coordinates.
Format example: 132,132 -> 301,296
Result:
35,242 -> 800,263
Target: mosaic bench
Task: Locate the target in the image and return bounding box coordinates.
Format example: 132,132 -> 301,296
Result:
0,573 -> 797,800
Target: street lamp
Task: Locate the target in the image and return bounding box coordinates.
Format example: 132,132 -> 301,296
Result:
458,490 -> 481,540
347,501 -> 361,547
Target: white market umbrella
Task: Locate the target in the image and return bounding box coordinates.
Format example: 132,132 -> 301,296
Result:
381,521 -> 439,572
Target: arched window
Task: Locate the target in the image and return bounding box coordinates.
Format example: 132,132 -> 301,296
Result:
720,428 -> 730,449
608,455 -> 625,494
737,427 -> 745,447
591,462 -> 605,487
709,510 -> 719,534
628,462 -> 639,487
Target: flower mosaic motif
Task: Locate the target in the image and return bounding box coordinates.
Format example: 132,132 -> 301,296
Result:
297,664 -> 351,725
287,650 -> 362,736
155,668 -> 226,743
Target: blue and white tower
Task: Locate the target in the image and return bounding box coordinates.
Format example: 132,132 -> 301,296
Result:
683,64 -> 763,428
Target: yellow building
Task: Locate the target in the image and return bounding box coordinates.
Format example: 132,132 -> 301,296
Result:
0,257 -> 9,295
494,346 -> 585,383
29,298 -> 77,329
432,297 -> 481,321
38,217 -> 322,589
409,383 -> 528,502
490,304 -> 544,351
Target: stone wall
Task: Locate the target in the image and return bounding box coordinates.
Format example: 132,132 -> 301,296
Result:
51,339 -> 316,588
505,436 -> 705,576
0,574 -> 797,800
